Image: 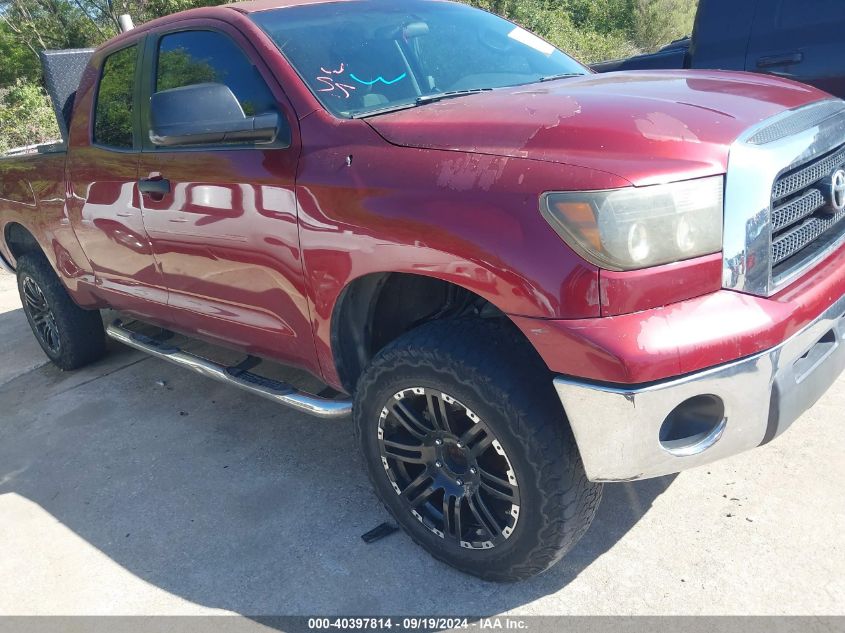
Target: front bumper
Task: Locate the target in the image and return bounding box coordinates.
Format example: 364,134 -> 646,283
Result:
555,291 -> 845,482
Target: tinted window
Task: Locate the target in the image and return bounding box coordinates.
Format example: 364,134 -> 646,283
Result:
252,0 -> 587,117
156,30 -> 276,117
94,45 -> 137,149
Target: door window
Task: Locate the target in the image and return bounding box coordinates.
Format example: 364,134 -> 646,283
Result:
94,45 -> 138,149
156,30 -> 276,118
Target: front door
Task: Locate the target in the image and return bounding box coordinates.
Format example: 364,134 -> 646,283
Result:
137,24 -> 315,370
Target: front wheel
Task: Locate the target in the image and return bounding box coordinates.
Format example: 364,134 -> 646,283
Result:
354,318 -> 602,581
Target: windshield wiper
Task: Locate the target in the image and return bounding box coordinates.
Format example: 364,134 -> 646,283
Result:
351,102 -> 421,119
415,88 -> 493,105
350,88 -> 493,119
537,73 -> 586,83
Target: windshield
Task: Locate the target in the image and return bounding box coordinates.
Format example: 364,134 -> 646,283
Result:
251,0 -> 588,118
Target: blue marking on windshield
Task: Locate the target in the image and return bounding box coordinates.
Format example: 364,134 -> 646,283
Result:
350,73 -> 408,86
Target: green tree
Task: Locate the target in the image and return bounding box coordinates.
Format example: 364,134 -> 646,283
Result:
466,0 -> 696,62
630,0 -> 697,52
0,79 -> 60,154
0,21 -> 41,85
0,0 -> 103,59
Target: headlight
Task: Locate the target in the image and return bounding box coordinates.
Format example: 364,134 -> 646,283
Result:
540,176 -> 724,271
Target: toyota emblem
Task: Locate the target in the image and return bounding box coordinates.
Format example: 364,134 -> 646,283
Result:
826,168 -> 845,213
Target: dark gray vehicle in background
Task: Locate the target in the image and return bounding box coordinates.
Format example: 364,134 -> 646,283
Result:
593,0 -> 845,99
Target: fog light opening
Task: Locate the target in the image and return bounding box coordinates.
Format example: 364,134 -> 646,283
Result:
659,394 -> 726,457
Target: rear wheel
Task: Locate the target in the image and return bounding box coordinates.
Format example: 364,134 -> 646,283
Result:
16,254 -> 106,370
354,318 -> 602,581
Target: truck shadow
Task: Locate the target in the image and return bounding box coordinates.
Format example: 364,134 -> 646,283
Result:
0,318 -> 675,618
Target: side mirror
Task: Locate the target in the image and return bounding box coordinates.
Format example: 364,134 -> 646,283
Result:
149,82 -> 285,147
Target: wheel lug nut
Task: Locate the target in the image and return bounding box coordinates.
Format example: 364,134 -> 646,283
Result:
435,439 -> 443,446
469,467 -> 477,475
435,461 -> 443,468
456,442 -> 463,448
456,479 -> 464,486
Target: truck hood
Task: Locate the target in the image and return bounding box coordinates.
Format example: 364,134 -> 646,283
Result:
366,70 -> 829,186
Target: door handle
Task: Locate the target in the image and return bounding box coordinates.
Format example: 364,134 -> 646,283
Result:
138,177 -> 171,196
757,52 -> 804,68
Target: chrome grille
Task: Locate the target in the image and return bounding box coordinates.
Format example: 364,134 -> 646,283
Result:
772,208 -> 845,264
723,100 -> 845,297
771,189 -> 825,232
770,144 -> 845,279
772,145 -> 845,201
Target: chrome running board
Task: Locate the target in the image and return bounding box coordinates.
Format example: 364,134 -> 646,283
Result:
106,320 -> 352,419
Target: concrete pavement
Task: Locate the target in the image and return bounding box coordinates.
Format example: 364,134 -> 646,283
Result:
0,269 -> 843,618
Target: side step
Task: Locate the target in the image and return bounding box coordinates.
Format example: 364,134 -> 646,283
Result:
106,320 -> 353,419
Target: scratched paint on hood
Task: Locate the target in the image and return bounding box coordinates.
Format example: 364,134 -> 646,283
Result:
436,154 -> 508,192
367,70 -> 828,186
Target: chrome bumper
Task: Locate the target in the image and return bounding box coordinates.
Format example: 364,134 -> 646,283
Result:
555,292 -> 845,482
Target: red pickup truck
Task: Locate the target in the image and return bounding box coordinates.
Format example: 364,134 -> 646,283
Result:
2,0 -> 845,582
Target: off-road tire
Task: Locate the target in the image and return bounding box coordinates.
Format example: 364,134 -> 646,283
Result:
16,253 -> 106,370
354,318 -> 602,581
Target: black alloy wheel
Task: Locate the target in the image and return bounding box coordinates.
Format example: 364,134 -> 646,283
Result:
21,275 -> 61,355
378,387 -> 520,550
15,253 -> 106,370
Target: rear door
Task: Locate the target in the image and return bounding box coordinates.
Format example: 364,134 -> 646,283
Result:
137,22 -> 315,369
745,0 -> 845,98
66,40 -> 168,317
